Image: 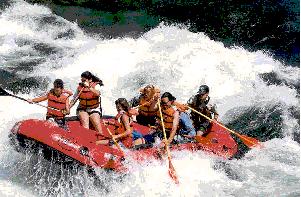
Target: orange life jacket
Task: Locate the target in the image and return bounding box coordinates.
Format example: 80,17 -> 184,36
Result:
114,111 -> 134,148
138,97 -> 157,116
157,106 -> 176,130
78,83 -> 100,109
173,101 -> 188,112
47,89 -> 73,119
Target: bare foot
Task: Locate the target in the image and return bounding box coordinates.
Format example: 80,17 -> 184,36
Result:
96,139 -> 109,145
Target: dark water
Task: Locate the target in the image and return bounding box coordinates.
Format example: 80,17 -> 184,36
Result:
1,0 -> 299,93
226,103 -> 300,159
26,0 -> 300,67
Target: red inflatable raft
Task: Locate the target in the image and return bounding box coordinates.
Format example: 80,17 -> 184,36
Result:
9,116 -> 237,171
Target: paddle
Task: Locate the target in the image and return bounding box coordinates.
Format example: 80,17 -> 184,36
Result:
69,85 -> 85,108
101,120 -> 125,156
132,100 -> 152,110
187,106 -> 263,148
158,101 -> 179,184
0,86 -> 61,111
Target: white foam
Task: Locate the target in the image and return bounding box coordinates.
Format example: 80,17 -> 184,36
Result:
0,1 -> 299,196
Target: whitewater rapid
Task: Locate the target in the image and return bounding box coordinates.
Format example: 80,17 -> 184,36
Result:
0,1 -> 299,196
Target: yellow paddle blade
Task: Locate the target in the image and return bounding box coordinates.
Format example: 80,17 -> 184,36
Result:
168,159 -> 179,185
237,133 -> 264,148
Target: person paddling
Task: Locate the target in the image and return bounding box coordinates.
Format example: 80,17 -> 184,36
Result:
187,85 -> 219,136
130,85 -> 160,126
27,79 -> 72,129
144,92 -> 180,147
96,98 -> 145,148
70,71 -> 104,135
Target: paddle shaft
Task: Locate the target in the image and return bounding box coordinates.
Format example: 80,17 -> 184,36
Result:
34,102 -> 61,111
8,94 -> 28,102
1,88 -> 61,112
158,102 -> 172,159
132,100 -> 152,110
158,101 -> 179,184
187,105 -> 258,147
102,121 -> 125,156
69,87 -> 84,109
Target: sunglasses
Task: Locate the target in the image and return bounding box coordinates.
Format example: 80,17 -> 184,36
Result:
161,101 -> 169,105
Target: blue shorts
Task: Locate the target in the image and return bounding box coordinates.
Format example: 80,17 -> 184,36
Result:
178,112 -> 196,136
143,131 -> 165,144
132,130 -> 143,140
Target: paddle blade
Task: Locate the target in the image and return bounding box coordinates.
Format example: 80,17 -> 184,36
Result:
238,134 -> 263,148
168,160 -> 179,185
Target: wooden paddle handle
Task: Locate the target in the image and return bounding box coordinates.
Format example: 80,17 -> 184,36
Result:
132,100 -> 151,109
187,105 -> 260,147
70,87 -> 84,108
158,101 -> 179,184
157,102 -> 172,159
102,120 -> 125,156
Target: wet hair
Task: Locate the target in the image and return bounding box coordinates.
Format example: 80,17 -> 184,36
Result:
161,92 -> 176,101
145,85 -> 155,90
81,71 -> 104,86
140,85 -> 161,98
140,85 -> 155,94
53,79 -> 64,89
115,98 -> 130,112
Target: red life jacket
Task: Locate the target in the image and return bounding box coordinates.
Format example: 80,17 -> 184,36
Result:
77,82 -> 100,109
114,111 -> 133,148
138,97 -> 157,116
157,106 -> 176,130
47,89 -> 73,119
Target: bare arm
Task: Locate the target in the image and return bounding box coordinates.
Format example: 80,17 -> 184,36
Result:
65,97 -> 70,115
167,110 -> 179,144
89,83 -> 101,96
89,87 -> 100,96
69,89 -> 80,108
28,94 -> 48,103
113,114 -> 132,140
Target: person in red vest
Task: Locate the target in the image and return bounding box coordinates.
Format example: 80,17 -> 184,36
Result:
96,98 -> 145,148
70,71 -> 104,135
143,92 -> 180,147
27,79 -> 72,128
130,85 -> 160,126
